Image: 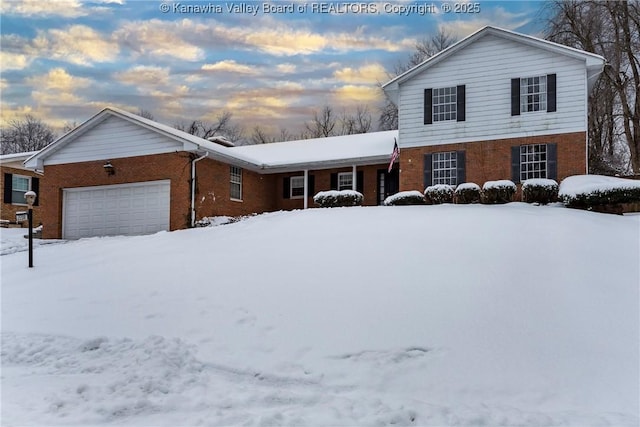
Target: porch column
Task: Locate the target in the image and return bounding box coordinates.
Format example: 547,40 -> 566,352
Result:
303,169 -> 309,209
352,165 -> 357,190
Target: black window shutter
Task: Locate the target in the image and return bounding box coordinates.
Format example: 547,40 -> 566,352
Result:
4,173 -> 12,204
547,143 -> 558,180
511,78 -> 520,116
547,74 -> 557,113
31,177 -> 39,206
356,171 -> 364,193
283,177 -> 290,199
423,154 -> 432,189
456,85 -> 466,122
424,88 -> 433,125
511,146 -> 521,183
330,173 -> 337,190
309,175 -> 315,196
456,151 -> 466,184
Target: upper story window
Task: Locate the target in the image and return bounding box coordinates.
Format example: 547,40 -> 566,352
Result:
230,166 -> 242,200
511,74 -> 556,116
290,176 -> 304,198
432,86 -> 457,122
424,85 -> 465,125
520,76 -> 547,113
338,172 -> 353,191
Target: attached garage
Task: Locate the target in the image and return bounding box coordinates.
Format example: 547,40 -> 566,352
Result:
62,180 -> 170,239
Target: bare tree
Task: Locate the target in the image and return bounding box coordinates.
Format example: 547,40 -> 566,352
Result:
380,28 -> 458,130
251,126 -> 275,144
62,121 -> 79,134
174,111 -> 245,144
545,0 -> 640,174
340,105 -> 372,135
305,105 -> 336,137
1,115 -> 56,154
136,108 -> 154,120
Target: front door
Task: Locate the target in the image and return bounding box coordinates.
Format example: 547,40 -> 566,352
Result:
377,168 -> 399,205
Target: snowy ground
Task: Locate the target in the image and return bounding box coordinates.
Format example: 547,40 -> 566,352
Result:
1,204 -> 639,426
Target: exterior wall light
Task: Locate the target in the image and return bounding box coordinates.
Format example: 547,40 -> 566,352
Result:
104,161 -> 115,175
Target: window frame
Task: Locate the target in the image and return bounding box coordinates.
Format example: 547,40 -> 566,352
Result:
290,176 -> 305,199
11,174 -> 31,205
520,75 -> 547,113
432,151 -> 458,186
230,166 -> 243,201
337,172 -> 353,191
432,86 -> 458,122
520,144 -> 548,181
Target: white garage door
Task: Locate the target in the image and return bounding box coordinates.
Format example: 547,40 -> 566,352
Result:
63,180 -> 170,239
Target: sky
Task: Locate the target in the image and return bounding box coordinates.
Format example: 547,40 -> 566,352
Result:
0,0 -> 548,138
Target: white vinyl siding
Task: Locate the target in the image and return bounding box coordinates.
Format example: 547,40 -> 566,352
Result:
398,34 -> 587,148
44,116 -> 184,165
62,180 -> 170,239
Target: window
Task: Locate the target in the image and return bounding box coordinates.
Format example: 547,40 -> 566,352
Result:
230,166 -> 242,200
432,152 -> 458,186
432,86 -> 457,122
520,75 -> 547,113
520,144 -> 547,180
338,172 -> 353,191
290,176 -> 304,198
11,175 -> 30,204
513,74 -> 555,115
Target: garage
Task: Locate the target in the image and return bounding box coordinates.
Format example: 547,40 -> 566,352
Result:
63,180 -> 170,239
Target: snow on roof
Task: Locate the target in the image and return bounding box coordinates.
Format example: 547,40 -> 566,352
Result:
230,130 -> 398,172
0,151 -> 40,163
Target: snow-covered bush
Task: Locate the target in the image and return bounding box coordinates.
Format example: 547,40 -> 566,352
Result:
383,191 -> 426,206
522,179 -> 559,204
314,190 -> 363,208
481,180 -> 516,204
424,184 -> 454,204
454,183 -> 481,204
559,175 -> 640,208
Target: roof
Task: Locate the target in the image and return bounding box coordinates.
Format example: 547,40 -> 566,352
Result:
382,26 -> 606,99
230,130 -> 398,173
0,151 -> 40,164
24,108 -> 396,173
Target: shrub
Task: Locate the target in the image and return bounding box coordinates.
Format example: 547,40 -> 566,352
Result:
522,179 -> 558,204
424,184 -> 454,204
383,191 -> 426,206
314,190 -> 363,208
481,180 -> 516,204
454,183 -> 481,204
559,175 -> 640,208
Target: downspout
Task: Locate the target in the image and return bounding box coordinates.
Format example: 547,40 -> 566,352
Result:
191,152 -> 209,227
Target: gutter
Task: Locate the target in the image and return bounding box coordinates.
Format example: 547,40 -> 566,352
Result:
190,152 -> 208,227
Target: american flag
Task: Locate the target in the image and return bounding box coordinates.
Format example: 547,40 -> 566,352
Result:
388,138 -> 399,173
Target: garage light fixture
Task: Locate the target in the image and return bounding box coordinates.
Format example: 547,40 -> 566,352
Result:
103,161 -> 115,175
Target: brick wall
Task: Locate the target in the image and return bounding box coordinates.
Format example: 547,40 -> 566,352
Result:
1,166 -> 43,226
40,153 -> 282,238
41,153 -> 193,239
399,132 -> 586,192
193,158 -> 276,219
273,165 -> 385,210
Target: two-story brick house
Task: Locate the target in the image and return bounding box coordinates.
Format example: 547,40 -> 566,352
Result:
382,26 -> 604,191
25,26 -> 604,239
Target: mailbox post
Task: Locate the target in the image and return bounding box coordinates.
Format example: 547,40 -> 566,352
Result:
25,191 -> 36,268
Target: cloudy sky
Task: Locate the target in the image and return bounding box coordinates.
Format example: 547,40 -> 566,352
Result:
1,0 -> 546,137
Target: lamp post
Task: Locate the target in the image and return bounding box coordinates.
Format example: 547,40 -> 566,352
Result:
25,190 -> 36,268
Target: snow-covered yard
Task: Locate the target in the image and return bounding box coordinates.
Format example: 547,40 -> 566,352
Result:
1,204 -> 639,426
